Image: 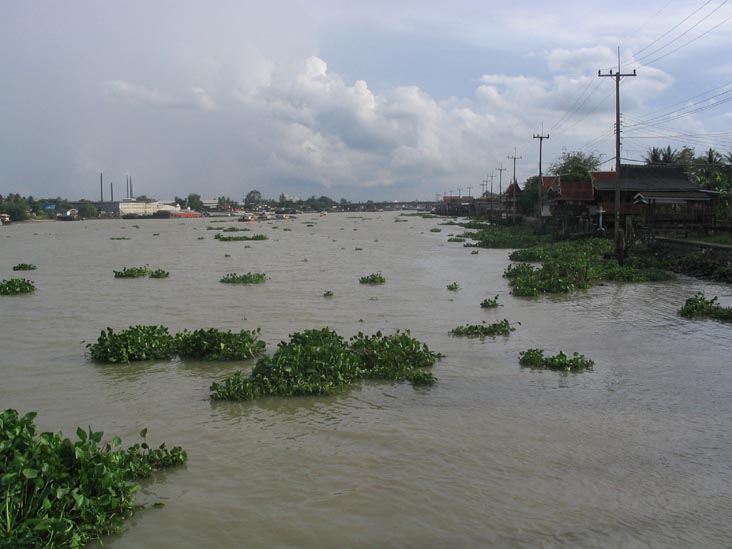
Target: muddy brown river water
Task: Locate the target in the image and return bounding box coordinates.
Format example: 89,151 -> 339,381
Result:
2,212 -> 731,547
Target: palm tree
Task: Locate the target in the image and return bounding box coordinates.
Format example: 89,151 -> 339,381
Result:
660,146 -> 678,164
703,148 -> 723,165
644,146 -> 663,164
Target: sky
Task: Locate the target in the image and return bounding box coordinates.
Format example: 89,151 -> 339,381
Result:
2,0 -> 732,202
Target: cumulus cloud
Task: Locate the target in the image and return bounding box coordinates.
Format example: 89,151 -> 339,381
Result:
104,80 -> 217,111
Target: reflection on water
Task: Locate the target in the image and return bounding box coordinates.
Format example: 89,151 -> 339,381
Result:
1,213 -> 731,547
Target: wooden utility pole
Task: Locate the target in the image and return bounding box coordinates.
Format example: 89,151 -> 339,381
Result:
533,127 -> 549,225
599,47 -> 636,253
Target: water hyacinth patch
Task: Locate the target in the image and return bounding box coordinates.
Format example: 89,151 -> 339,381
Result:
447,237 -> 466,243
0,278 -> 36,295
175,328 -> 265,360
0,409 -> 186,548
12,263 -> 36,271
446,282 -> 461,291
323,290 -> 334,297
148,268 -> 170,278
449,319 -> 516,337
480,295 -> 501,308
678,292 -> 732,321
87,325 -> 177,363
359,273 -> 386,284
113,266 -> 150,278
519,349 -> 594,372
430,228 -> 442,233
214,233 -> 268,241
210,328 -> 441,400
220,272 -> 267,284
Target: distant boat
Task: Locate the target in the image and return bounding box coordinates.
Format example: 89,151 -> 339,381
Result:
0,213 -> 11,225
56,209 -> 80,221
238,214 -> 256,222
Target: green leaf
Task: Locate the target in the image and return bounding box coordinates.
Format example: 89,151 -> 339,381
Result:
22,468 -> 39,479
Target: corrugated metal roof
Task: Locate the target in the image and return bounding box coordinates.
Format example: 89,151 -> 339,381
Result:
593,165 -> 696,192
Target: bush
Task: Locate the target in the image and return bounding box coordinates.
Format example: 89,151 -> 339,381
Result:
0,409 -> 186,548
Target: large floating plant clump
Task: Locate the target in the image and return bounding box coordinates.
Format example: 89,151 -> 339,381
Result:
519,349 -> 594,372
214,233 -> 268,241
210,328 -> 441,400
87,325 -> 177,363
12,263 -> 36,271
0,278 -> 36,295
678,291 -> 732,321
87,326 -> 267,363
0,409 -> 186,548
175,328 -> 266,361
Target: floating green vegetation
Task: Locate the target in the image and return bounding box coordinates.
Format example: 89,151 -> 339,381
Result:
207,226 -> 251,232
461,225 -> 549,249
12,263 -> 36,271
470,250 -> 479,255
88,326 -> 266,363
197,236 -> 205,240
449,319 -> 516,337
678,292 -> 732,321
503,238 -> 675,296
214,233 -> 268,241
446,282 -> 461,291
430,228 -> 442,233
220,272 -> 267,284
175,328 -> 265,360
210,328 -> 440,400
132,224 -> 140,229
148,269 -> 170,279
519,349 -> 594,372
480,295 -> 500,308
0,409 -> 187,548
110,237 -> 131,240
359,273 -> 386,285
323,290 -> 334,297
447,237 -> 466,243
283,227 -> 292,231
87,325 -> 177,363
0,278 -> 36,295
306,223 -> 315,227
112,266 -> 169,279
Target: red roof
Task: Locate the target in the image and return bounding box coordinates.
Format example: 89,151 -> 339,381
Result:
591,171 -> 617,182
504,181 -> 522,197
542,176 -> 558,190
559,180 -> 594,201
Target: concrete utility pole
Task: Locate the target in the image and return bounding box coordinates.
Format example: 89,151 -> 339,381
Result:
533,127 -> 549,224
599,47 -> 636,250
507,149 -> 521,217
467,186 -> 472,197
496,165 -> 506,209
100,173 -> 104,202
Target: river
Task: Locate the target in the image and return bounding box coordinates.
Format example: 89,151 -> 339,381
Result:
2,212 -> 732,547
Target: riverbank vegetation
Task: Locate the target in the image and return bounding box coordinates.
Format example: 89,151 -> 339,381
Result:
87,326 -> 266,363
0,409 -> 187,548
0,278 -> 36,295
678,292 -> 732,321
210,328 -> 440,400
519,349 -> 594,372
501,238 -> 674,296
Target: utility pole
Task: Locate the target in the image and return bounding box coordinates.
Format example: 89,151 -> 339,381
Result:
507,149 -> 521,219
533,126 -> 549,225
599,47 -> 636,254
467,186 -> 472,197
496,165 -> 506,211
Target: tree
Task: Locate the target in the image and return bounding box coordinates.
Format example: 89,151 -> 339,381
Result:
244,190 -> 262,209
548,151 -> 601,180
186,193 -> 204,211
519,176 -> 541,215
76,202 -> 98,219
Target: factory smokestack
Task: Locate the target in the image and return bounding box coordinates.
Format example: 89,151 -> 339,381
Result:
110,182 -> 114,202
130,176 -> 133,199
